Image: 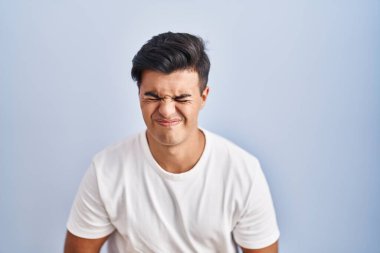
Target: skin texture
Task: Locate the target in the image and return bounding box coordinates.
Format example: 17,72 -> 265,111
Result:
242,241 -> 279,253
64,69 -> 279,252
139,69 -> 209,173
64,231 -> 108,253
64,231 -> 278,253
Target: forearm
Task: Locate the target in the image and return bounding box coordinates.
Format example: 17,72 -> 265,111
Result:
64,230 -> 109,253
241,240 -> 279,253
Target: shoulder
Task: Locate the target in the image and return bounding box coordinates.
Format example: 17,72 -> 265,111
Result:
88,131 -> 146,184
203,130 -> 272,215
203,129 -> 264,193
204,129 -> 261,171
86,131 -> 146,200
92,132 -> 143,167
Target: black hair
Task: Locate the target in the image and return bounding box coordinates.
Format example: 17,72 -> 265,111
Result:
131,32 -> 210,93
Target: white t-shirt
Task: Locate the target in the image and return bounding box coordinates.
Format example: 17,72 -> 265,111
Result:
67,129 -> 280,252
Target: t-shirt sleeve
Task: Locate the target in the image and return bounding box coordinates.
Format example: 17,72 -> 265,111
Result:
66,162 -> 115,238
232,162 -> 280,249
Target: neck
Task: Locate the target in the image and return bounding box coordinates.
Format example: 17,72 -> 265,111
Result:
147,129 -> 205,174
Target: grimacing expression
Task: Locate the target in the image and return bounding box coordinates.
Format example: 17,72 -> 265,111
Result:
139,69 -> 209,147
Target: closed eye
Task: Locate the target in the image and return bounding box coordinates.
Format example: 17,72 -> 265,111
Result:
142,91 -> 160,102
142,92 -> 193,103
173,94 -> 192,103
145,98 -> 160,101
174,98 -> 192,103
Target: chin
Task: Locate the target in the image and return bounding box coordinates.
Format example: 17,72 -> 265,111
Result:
157,135 -> 183,146
148,130 -> 182,146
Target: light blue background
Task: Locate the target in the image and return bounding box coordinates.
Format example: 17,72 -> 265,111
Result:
1,0 -> 379,252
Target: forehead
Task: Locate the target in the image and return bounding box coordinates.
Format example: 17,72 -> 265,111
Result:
140,69 -> 200,93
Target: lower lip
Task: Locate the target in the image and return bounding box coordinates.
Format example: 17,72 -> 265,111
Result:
156,120 -> 181,127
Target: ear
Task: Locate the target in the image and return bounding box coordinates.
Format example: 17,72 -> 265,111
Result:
200,86 -> 210,108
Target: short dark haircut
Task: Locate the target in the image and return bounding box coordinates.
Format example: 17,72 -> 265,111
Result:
131,32 -> 210,93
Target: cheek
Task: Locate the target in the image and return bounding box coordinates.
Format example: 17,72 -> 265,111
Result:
178,106 -> 200,120
141,105 -> 156,118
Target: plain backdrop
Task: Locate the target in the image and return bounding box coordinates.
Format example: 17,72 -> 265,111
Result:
1,0 -> 379,252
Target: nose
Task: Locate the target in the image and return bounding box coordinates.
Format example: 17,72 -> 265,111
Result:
158,96 -> 176,117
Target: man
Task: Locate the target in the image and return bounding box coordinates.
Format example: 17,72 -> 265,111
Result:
64,32 -> 280,253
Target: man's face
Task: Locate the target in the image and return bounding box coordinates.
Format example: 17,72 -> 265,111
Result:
139,69 -> 209,147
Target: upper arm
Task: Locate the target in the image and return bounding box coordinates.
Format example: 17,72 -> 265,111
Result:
241,240 -> 279,253
67,163 -> 115,240
64,230 -> 109,253
233,161 -> 280,250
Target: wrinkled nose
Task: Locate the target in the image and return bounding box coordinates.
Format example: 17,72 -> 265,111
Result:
158,96 -> 176,117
